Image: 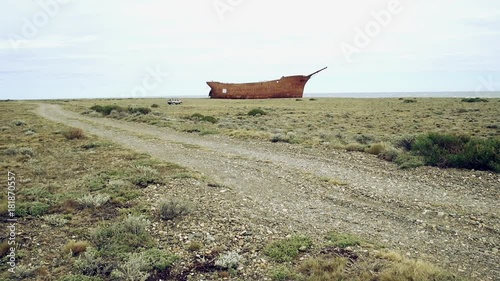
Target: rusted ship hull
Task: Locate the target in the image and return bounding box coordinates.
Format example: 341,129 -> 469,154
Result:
207,67 -> 327,99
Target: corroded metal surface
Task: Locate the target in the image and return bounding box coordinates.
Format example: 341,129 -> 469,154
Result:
207,67 -> 327,99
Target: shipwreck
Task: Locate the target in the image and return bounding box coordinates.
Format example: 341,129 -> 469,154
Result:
207,67 -> 327,99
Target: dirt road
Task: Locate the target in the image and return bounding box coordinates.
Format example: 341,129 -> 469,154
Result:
36,104 -> 499,280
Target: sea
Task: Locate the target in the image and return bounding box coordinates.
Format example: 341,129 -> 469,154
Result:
181,91 -> 500,99
304,92 -> 500,98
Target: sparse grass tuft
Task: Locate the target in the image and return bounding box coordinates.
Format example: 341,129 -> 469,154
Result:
248,108 -> 267,116
394,154 -> 425,169
13,120 -> 26,126
378,147 -> 400,162
42,214 -> 69,226
127,107 -> 151,115
379,258 -> 462,281
187,241 -> 203,252
111,252 -> 150,281
92,215 -> 153,256
325,232 -> 361,248
345,143 -> 367,152
63,241 -> 89,256
77,194 -> 110,208
74,247 -> 106,276
365,142 -> 389,155
63,128 -> 85,140
265,236 -> 312,262
297,257 -> 348,281
58,275 -> 103,281
158,199 -> 190,220
130,165 -> 163,188
215,251 -> 243,269
270,266 -> 298,281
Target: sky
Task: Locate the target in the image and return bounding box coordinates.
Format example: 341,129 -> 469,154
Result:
1,0 -> 500,99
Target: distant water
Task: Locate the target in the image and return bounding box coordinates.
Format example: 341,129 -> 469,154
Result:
176,92 -> 500,99
304,92 -> 500,98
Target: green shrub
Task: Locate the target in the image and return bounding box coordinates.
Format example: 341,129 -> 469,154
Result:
128,107 -> 151,115
411,133 -> 499,172
151,104 -> 159,108
90,105 -> 124,116
395,135 -> 416,151
190,113 -> 205,120
248,108 -> 267,116
17,202 -> 50,217
355,134 -> 374,144
74,247 -> 107,276
264,236 -> 312,262
461,97 -> 489,103
201,115 -> 218,124
142,248 -> 178,271
403,99 -> 417,103
188,113 -> 218,123
92,215 -> 152,256
325,232 -> 361,248
394,153 -> 425,169
86,173 -> 110,191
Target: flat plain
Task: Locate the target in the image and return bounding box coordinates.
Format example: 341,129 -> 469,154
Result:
1,98 -> 499,281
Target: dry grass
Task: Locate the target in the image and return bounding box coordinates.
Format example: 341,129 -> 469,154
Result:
61,98 -> 500,150
0,100 -> 471,280
0,101 -> 188,280
63,241 -> 90,256
63,128 -> 85,139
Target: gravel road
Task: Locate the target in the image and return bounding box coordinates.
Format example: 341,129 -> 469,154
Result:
36,104 -> 499,280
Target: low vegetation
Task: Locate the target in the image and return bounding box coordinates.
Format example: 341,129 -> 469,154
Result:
461,97 -> 489,103
265,236 -> 313,262
264,232 -> 463,281
248,108 -> 267,116
158,199 -> 191,220
63,128 -> 85,140
410,133 -> 499,172
90,104 -> 151,116
0,100 -> 482,280
67,98 -> 499,173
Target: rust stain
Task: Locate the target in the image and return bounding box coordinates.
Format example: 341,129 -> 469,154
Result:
207,67 -> 327,99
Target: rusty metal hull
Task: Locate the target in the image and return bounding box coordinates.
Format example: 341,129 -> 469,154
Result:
207,75 -> 310,99
207,68 -> 326,99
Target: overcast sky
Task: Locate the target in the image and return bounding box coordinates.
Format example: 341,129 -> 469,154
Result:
1,0 -> 500,99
